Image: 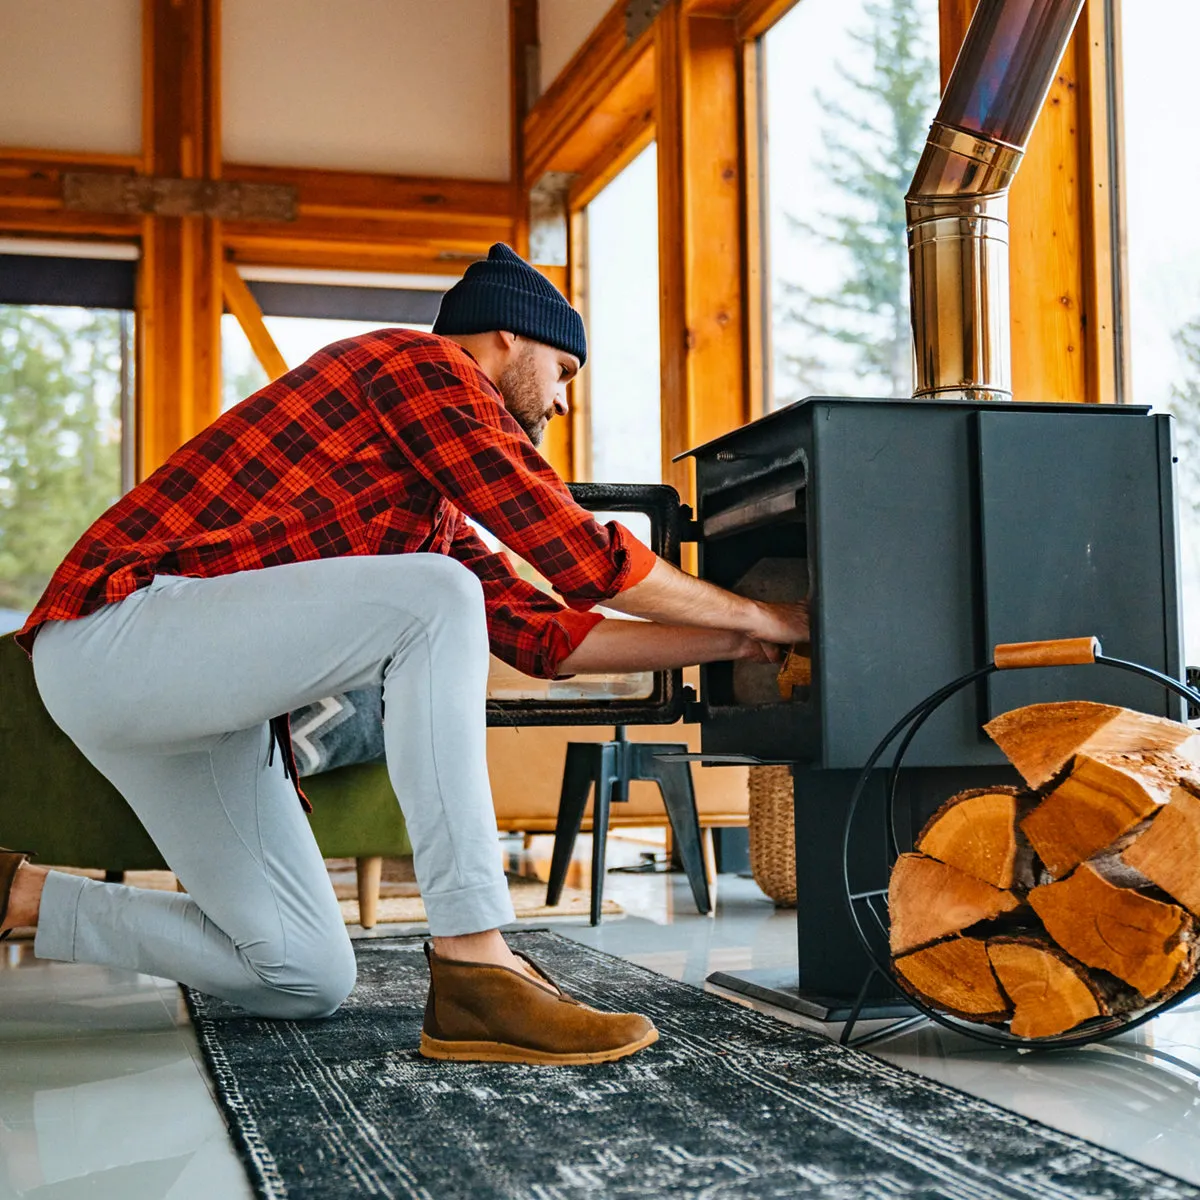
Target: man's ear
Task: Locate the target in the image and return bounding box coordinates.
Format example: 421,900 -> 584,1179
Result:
496,330 -> 518,352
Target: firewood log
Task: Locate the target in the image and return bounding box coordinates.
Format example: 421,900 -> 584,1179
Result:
894,937 -> 1011,1023
888,853 -> 1019,955
984,701 -> 1200,789
986,935 -> 1138,1038
1020,754 -> 1176,879
1028,864 -> 1195,998
1122,782 -> 1200,916
915,786 -> 1036,890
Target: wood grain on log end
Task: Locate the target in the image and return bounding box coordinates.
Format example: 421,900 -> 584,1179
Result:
985,701 -> 1200,790
894,937 -> 1011,1023
1123,785 -> 1200,916
986,936 -> 1105,1038
889,853 -> 1020,956
1028,864 -> 1193,997
984,701 -> 1125,788
1021,754 -> 1171,879
916,787 -> 1029,890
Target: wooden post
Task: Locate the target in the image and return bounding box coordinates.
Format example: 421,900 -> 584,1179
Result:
656,8 -> 750,501
137,0 -> 223,478
510,0 -> 540,259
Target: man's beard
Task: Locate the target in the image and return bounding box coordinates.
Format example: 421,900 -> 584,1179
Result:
497,347 -> 550,446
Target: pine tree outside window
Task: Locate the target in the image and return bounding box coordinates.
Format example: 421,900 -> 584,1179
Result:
762,0 -> 939,409
0,302 -> 131,631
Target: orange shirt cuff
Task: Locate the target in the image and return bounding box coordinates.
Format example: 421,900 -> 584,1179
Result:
614,522 -> 658,591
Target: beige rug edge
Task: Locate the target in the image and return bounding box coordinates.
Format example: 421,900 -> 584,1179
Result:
7,867 -> 620,935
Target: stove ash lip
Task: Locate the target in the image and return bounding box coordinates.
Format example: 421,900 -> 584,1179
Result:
905,0 -> 1086,404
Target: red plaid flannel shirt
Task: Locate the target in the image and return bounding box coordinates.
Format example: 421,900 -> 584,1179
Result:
17,329 -> 658,678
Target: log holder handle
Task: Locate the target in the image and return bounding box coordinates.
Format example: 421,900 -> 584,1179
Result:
839,641 -> 1200,1052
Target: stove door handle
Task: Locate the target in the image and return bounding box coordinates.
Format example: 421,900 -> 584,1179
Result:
993,636 -> 1101,670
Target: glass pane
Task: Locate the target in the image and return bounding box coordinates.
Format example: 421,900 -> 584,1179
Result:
474,511 -> 656,700
0,306 -> 130,632
221,314 -> 432,411
764,0 -> 940,407
1121,2 -> 1200,663
585,144 -> 662,483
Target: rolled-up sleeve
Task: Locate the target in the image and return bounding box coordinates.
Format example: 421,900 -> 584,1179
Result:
446,513 -> 605,678
366,341 -> 657,609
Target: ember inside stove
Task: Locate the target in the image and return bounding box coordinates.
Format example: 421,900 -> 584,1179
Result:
489,395 -> 1183,1019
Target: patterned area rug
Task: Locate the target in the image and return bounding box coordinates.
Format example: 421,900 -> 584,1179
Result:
184,931 -> 1198,1200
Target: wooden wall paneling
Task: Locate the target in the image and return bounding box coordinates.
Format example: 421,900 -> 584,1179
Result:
939,0 -> 1113,404
656,8 -> 748,499
138,0 -> 223,477
221,261 -> 288,381
1008,33 -> 1088,404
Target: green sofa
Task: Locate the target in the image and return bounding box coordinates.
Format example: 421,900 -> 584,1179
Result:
0,633 -> 409,927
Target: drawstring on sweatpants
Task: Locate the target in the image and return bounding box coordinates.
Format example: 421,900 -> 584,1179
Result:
268,715 -> 312,813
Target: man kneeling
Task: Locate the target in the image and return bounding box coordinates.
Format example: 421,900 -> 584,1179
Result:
1,245 -> 807,1064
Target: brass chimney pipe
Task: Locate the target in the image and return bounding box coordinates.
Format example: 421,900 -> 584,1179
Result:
907,0 -> 1084,401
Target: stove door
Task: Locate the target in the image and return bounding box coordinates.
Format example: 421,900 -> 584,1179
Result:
485,482 -> 689,727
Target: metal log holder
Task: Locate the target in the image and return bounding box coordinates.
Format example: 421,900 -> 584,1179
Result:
839,635 -> 1200,1050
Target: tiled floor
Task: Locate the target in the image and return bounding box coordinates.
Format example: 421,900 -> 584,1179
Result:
2,835 -> 1200,1196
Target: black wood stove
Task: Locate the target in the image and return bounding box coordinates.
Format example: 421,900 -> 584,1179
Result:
492,395 -> 1183,1019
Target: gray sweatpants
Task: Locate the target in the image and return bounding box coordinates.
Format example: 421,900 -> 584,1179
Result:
30,555 -> 515,1019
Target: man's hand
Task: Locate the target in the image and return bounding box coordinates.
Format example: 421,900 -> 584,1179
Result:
742,601 -> 809,648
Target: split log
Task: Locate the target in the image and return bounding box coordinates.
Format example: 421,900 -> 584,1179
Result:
894,938 -> 1011,1023
888,853 -> 1019,955
1028,864 -> 1195,998
1020,754 -> 1175,879
915,787 -> 1035,891
986,936 -> 1137,1038
1123,783 -> 1200,916
984,701 -> 1200,789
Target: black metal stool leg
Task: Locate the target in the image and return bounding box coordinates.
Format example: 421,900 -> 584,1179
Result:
547,743 -> 600,906
639,747 -> 711,915
589,746 -> 616,926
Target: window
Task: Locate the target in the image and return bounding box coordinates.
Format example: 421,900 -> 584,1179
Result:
1119,1 -> 1200,662
763,0 -> 940,408
0,251 -> 135,633
579,145 -> 662,483
220,269 -> 446,410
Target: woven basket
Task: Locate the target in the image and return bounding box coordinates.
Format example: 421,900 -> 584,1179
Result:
748,764 -> 796,906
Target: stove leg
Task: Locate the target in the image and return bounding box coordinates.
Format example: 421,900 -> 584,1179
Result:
638,748 -> 711,916
589,770 -> 613,926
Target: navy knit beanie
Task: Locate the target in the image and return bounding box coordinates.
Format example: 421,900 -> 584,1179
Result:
433,243 -> 587,366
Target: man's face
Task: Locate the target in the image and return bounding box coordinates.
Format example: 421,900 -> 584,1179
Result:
496,339 -> 579,447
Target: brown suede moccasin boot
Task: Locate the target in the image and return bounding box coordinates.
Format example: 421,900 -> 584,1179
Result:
419,943 -> 658,1065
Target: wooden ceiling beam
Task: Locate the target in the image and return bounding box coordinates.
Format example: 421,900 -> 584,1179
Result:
524,1 -> 656,183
